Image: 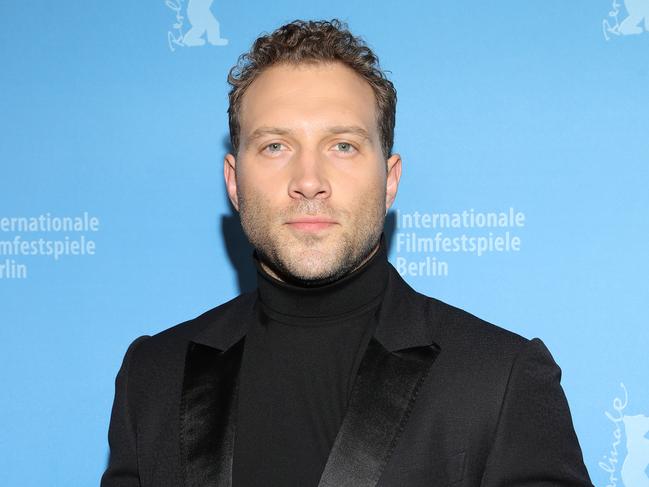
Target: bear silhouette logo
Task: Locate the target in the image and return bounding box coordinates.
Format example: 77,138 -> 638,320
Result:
620,0 -> 649,34
604,0 -> 649,39
183,0 -> 228,46
166,0 -> 228,51
621,414 -> 649,487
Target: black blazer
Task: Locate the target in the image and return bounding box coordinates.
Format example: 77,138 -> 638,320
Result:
101,265 -> 593,486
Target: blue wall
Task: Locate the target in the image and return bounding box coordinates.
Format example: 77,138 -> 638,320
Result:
1,1 -> 647,485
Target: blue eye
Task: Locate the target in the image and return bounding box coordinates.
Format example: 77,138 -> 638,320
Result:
265,143 -> 283,152
335,142 -> 355,153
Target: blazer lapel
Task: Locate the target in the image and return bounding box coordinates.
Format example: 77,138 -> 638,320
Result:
318,266 -> 442,487
178,293 -> 257,487
317,336 -> 439,487
180,339 -> 243,486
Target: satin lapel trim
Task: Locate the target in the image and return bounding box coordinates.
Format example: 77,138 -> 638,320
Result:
179,338 -> 244,487
317,336 -> 440,487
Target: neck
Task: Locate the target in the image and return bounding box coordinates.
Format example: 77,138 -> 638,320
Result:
254,235 -> 389,321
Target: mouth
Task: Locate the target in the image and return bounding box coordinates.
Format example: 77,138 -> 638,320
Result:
286,217 -> 337,232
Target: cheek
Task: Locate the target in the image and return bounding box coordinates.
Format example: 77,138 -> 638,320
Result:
336,177 -> 386,219
237,170 -> 279,204
336,169 -> 385,197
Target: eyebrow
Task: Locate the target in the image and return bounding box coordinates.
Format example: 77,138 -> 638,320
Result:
245,125 -> 372,144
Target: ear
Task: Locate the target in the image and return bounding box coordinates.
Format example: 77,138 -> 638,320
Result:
385,153 -> 402,211
223,153 -> 240,211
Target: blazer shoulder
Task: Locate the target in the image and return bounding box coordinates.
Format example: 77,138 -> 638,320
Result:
130,291 -> 257,361
426,294 -> 528,350
388,265 -> 528,356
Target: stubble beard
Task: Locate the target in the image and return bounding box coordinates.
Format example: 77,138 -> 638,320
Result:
238,192 -> 385,285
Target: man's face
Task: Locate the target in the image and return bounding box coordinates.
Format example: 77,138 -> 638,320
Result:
224,62 -> 401,283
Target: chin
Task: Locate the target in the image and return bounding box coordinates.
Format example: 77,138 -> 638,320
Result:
290,250 -> 338,277
276,248 -> 347,283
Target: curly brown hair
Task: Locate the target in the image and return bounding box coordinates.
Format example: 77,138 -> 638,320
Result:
227,19 -> 397,160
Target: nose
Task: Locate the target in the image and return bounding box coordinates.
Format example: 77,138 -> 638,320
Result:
287,148 -> 331,200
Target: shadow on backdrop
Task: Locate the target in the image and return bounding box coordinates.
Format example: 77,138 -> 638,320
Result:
220,136 -> 257,293
219,135 -> 398,294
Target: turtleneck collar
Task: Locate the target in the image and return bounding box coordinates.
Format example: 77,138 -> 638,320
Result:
254,235 -> 389,324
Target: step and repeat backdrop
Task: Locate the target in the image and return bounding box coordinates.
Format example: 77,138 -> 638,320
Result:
1,1 -> 647,485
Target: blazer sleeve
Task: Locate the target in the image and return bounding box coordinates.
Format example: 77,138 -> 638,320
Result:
101,335 -> 151,487
480,338 -> 594,487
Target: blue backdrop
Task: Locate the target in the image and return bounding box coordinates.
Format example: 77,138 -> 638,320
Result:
1,1 -> 648,485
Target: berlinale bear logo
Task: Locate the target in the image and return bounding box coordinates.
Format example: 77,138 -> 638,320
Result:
603,0 -> 649,40
621,414 -> 649,487
166,0 -> 229,51
600,383 -> 649,487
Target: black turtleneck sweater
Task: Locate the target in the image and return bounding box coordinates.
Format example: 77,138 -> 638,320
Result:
231,239 -> 389,487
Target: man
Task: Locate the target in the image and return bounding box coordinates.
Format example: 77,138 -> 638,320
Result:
102,19 -> 593,487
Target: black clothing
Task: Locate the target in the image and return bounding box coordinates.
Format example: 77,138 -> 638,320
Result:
101,245 -> 593,486
232,243 -> 388,487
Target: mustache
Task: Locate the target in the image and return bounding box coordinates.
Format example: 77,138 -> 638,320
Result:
279,200 -> 341,219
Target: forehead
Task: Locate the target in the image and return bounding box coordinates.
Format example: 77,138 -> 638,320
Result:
239,62 -> 378,138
